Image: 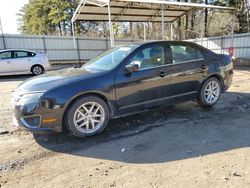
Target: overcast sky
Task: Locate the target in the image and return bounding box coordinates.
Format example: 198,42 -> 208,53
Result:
0,0 -> 28,34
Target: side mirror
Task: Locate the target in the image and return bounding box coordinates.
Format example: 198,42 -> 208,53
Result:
125,61 -> 140,73
73,64 -> 81,68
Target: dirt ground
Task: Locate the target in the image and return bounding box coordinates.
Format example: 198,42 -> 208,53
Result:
1,67 -> 250,188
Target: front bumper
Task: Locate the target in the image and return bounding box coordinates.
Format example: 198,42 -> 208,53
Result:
12,99 -> 63,134
12,115 -> 58,134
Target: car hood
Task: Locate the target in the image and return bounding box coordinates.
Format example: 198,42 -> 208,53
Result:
18,68 -> 99,92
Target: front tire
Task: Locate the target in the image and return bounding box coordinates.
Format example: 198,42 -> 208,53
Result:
65,96 -> 110,138
198,77 -> 222,108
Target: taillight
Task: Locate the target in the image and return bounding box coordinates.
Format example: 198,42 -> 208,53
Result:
218,54 -> 233,70
224,55 -> 233,70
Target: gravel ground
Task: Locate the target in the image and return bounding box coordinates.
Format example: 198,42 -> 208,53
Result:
0,67 -> 250,188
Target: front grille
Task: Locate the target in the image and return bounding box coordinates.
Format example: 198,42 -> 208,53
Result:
20,116 -> 41,128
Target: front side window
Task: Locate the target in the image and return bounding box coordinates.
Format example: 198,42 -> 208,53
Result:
83,45 -> 138,72
129,45 -> 165,70
170,44 -> 204,64
0,51 -> 12,59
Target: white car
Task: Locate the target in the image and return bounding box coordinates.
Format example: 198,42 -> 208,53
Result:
0,49 -> 51,76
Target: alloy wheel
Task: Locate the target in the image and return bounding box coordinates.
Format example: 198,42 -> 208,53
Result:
204,81 -> 220,104
73,102 -> 105,134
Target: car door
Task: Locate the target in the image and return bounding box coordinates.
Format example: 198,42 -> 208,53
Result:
156,45 -> 174,99
12,51 -> 33,72
115,43 -> 171,114
0,51 -> 13,74
169,43 -> 208,97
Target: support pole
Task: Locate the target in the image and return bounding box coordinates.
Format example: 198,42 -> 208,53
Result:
246,0 -> 250,32
170,22 -> 173,40
161,5 -> 165,40
0,17 -> 6,49
108,3 -> 114,48
200,8 -> 205,46
72,21 -> 77,49
231,11 -> 235,48
42,35 -> 47,53
72,21 -> 80,64
144,22 -> 146,41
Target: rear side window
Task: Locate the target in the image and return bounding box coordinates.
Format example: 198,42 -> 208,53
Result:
14,51 -> 29,58
0,51 -> 12,59
13,51 -> 36,58
170,44 -> 204,64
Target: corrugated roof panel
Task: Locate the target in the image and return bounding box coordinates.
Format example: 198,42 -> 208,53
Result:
76,14 -> 176,22
73,0 -> 234,23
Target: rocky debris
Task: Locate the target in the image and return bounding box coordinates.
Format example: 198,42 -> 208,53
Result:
243,103 -> 250,109
99,169 -> 109,176
0,159 -> 25,172
0,130 -> 9,135
238,106 -> 247,112
223,172 -> 242,181
134,130 -> 139,134
110,182 -> 116,187
0,152 -> 55,172
202,139 -> 207,144
233,172 -> 242,177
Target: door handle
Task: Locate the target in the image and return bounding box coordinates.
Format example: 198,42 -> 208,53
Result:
160,72 -> 166,78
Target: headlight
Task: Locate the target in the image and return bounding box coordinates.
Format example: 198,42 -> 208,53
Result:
12,91 -> 44,112
18,92 -> 44,106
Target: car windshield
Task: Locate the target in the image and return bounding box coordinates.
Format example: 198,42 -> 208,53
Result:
82,45 -> 138,72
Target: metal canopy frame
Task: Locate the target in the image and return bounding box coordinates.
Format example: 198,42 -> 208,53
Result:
72,0 -> 235,47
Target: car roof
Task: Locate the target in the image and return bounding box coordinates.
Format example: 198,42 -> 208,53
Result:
118,40 -> 214,53
131,40 -> 199,46
114,40 -> 203,48
0,49 -> 36,53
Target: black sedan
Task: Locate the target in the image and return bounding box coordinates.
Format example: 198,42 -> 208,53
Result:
12,41 -> 233,137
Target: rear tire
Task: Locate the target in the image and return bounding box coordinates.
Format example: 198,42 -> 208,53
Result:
198,77 -> 222,108
31,65 -> 44,75
65,96 -> 110,138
